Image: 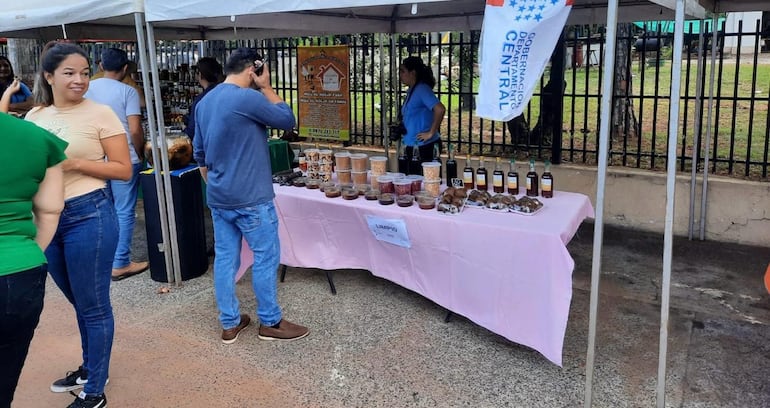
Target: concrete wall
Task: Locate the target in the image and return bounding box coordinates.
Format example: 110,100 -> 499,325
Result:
553,164 -> 770,247
305,144 -> 769,247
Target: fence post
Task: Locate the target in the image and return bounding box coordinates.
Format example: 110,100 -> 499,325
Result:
550,31 -> 567,164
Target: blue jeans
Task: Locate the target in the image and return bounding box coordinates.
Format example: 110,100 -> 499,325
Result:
46,189 -> 117,395
0,265 -> 47,408
110,162 -> 143,269
210,202 -> 282,329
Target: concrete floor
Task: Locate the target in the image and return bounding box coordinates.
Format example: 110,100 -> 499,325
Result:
11,202 -> 770,407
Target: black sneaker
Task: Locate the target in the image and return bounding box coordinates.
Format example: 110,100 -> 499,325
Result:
67,391 -> 107,408
51,366 -> 87,393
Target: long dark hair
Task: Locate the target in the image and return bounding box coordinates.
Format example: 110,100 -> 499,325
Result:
34,42 -> 90,106
0,55 -> 15,95
197,57 -> 224,84
401,56 -> 436,89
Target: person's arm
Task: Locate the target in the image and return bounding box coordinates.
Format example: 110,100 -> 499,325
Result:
62,135 -> 132,181
428,101 -> 446,135
1,78 -> 21,113
32,164 -> 65,251
128,114 -> 145,160
9,96 -> 33,113
8,82 -> 33,113
192,109 -> 207,183
249,65 -> 297,129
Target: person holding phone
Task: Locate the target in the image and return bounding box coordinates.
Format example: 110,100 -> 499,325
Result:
193,48 -> 309,344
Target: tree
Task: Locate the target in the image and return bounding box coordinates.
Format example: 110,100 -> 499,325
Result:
612,23 -> 639,142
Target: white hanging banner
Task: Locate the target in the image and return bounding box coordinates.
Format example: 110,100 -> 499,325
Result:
477,0 -> 573,122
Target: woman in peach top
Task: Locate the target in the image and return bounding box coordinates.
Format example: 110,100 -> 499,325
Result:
26,42 -> 131,408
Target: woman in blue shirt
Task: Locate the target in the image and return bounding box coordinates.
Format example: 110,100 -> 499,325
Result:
398,56 -> 446,170
0,56 -> 33,115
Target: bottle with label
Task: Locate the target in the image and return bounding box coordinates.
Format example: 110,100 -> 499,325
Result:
526,158 -> 539,197
541,159 -> 554,198
492,157 -> 504,193
409,145 -> 422,175
397,142 -> 409,175
476,156 -> 488,191
462,154 -> 475,190
432,143 -> 442,180
445,143 -> 457,186
298,146 -> 307,173
507,158 -> 519,195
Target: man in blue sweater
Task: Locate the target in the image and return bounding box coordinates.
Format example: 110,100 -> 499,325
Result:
193,48 -> 309,344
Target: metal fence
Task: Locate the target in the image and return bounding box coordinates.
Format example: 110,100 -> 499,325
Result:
2,22 -> 768,180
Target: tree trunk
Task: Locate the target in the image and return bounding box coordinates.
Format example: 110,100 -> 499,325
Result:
612,24 -> 639,142
459,31 -> 478,111
7,39 -> 39,85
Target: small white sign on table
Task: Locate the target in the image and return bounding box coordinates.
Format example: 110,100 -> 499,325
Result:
365,215 -> 411,248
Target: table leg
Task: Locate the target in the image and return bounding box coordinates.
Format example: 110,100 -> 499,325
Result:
326,271 -> 337,295
279,264 -> 288,282
444,310 -> 453,323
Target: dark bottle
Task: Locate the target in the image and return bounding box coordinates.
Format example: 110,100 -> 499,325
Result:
492,157 -> 505,193
526,158 -> 539,197
298,146 -> 307,173
409,144 -> 422,175
507,158 -> 519,195
432,143 -> 442,180
541,159 -> 554,198
445,143 -> 458,186
476,156 -> 488,191
462,154 -> 475,190
397,142 -> 409,174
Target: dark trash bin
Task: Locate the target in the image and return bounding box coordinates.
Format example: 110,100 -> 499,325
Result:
140,165 -> 208,282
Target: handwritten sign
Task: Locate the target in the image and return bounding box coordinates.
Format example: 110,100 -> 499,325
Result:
297,45 -> 351,141
365,215 -> 411,248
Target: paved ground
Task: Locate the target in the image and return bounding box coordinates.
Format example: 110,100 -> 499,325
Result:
11,201 -> 770,408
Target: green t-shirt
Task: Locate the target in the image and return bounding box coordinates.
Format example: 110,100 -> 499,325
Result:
0,112 -> 68,276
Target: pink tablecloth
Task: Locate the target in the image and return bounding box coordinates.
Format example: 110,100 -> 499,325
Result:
239,185 -> 594,366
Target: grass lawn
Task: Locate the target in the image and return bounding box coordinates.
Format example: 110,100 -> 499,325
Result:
563,57 -> 770,178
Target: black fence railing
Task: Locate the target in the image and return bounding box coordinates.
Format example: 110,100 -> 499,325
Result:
1,21 -> 768,180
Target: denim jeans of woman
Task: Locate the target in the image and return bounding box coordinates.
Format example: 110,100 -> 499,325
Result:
0,265 -> 47,408
210,202 -> 282,329
46,188 -> 117,396
110,162 -> 143,269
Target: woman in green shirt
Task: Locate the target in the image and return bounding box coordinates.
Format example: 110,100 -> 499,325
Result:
0,89 -> 67,407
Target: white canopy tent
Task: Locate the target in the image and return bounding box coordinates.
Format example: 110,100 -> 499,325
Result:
0,0 -> 181,283
2,0 -> 707,40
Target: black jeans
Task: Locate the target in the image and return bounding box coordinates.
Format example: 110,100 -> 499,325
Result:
404,139 -> 442,176
0,265 -> 47,408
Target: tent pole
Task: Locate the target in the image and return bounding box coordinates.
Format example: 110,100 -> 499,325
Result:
379,33 -> 388,161
657,0 -> 686,406
584,0 -> 619,405
390,33 -> 399,172
688,27 -> 705,240
135,12 -> 175,284
146,21 -> 184,285
700,14 -> 718,241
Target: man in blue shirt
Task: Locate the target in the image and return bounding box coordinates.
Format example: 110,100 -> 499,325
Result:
193,48 -> 309,344
85,48 -> 149,281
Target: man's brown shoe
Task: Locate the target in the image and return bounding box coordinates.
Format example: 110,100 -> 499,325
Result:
257,319 -> 309,341
111,261 -> 149,281
222,314 -> 251,344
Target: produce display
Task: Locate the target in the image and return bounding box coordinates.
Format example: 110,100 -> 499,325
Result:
466,189 -> 544,214
283,150 -> 553,216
